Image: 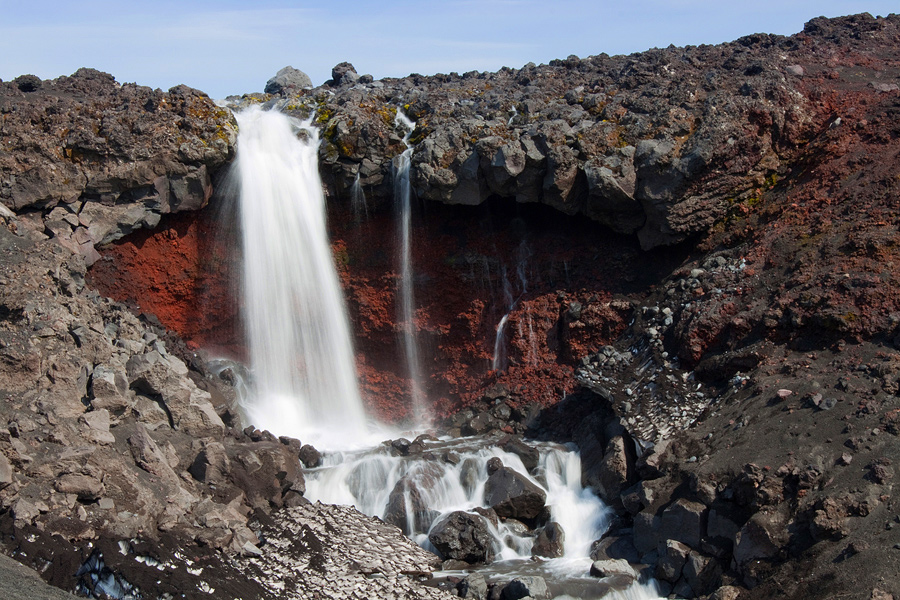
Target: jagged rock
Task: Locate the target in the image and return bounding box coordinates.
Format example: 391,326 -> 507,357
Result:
484,466 -> 547,520
595,434 -> 635,507
80,409 -> 116,445
733,510 -> 789,577
428,511 -> 495,564
591,533 -> 641,563
532,522 -> 566,558
660,498 -> 707,549
265,66 -> 313,94
0,69 -> 235,253
188,441 -> 231,483
683,550 -> 723,596
656,539 -> 691,583
331,62 -> 359,86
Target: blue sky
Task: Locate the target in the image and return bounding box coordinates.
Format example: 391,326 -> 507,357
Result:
1,1 -> 896,99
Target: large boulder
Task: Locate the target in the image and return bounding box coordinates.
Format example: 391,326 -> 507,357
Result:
264,66 -> 313,94
532,522 -> 565,558
428,511 -> 496,564
483,466 -> 547,520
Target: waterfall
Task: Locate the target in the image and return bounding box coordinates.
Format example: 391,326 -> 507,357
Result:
393,110 -> 428,426
492,241 -> 531,372
350,173 -> 368,224
233,106 -> 368,448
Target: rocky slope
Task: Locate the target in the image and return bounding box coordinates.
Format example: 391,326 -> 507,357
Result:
0,10 -> 898,600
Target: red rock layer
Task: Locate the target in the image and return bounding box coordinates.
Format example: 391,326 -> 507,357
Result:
88,195 -> 683,424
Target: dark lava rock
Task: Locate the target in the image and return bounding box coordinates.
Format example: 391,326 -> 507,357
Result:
264,65 -> 312,94
484,466 -> 547,520
429,511 -> 496,564
532,521 -> 565,558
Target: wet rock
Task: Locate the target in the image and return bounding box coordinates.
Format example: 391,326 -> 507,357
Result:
429,511 -> 496,564
299,443 -> 322,468
383,473 -> 440,535
590,532 -> 640,563
499,576 -> 550,600
486,456 -> 504,475
532,522 -> 565,558
498,436 -> 539,473
589,558 -> 636,581
484,466 -> 547,520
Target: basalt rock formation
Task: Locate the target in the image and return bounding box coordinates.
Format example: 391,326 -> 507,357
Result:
0,10 -> 899,600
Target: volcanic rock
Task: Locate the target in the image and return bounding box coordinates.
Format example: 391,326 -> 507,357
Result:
483,466 -> 547,520
429,510 -> 496,564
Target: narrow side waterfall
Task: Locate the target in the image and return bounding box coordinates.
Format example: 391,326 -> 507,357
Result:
393,111 -> 428,426
350,173 -> 368,224
233,106 -> 368,447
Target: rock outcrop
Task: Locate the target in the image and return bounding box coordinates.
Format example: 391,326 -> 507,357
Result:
0,69 -> 236,264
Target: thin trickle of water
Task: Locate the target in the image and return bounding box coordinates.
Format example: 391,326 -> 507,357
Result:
233,106 -> 368,448
492,241 -> 532,372
350,173 -> 368,224
393,111 -> 428,426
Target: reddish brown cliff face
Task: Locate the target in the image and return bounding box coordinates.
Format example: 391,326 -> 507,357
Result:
87,207 -> 242,358
88,195 -> 682,423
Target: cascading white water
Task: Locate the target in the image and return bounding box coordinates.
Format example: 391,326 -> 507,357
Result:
393,111 -> 428,426
233,106 -> 369,448
304,438 -> 663,599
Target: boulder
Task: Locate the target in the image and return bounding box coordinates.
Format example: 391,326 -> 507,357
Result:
383,475 -> 439,535
484,466 -> 547,520
498,436 -> 540,473
499,576 -> 550,600
331,62 -> 360,86
683,550 -> 723,596
298,444 -> 322,468
660,498 -> 707,549
532,522 -> 566,558
428,511 -> 496,564
457,572 -> 488,600
655,539 -> 691,583
265,66 -> 313,94
589,558 -> 636,580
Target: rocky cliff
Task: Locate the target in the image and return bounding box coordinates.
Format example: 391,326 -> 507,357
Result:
1,11 -> 899,600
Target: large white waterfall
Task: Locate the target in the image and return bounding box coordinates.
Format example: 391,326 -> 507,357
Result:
233,106 -> 368,448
